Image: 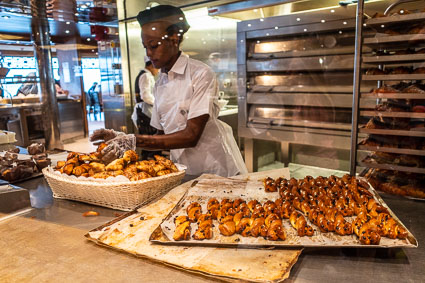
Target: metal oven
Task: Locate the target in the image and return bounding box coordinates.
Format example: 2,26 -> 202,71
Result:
236,5 -> 375,171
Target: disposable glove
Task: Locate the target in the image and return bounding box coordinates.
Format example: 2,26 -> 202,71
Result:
100,134 -> 136,164
89,128 -> 121,143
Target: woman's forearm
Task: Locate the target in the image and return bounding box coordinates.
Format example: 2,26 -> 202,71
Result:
136,114 -> 209,150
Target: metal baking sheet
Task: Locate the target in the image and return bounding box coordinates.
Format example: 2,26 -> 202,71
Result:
150,177 -> 417,249
85,172 -> 302,283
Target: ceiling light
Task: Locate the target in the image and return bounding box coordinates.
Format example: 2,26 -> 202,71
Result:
66,21 -> 70,24
65,30 -> 70,34
331,9 -> 335,13
87,38 -> 91,41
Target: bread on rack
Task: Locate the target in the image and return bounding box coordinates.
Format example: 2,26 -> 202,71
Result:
412,67 -> 425,74
389,66 -> 411,75
408,24 -> 425,34
365,68 -> 387,75
371,85 -> 400,94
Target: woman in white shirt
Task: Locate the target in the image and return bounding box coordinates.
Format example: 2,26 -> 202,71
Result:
91,5 -> 247,177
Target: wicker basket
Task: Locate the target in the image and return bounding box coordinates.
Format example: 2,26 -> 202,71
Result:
42,167 -> 185,211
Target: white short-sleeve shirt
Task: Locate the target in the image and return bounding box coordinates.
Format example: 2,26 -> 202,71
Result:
150,53 -> 247,177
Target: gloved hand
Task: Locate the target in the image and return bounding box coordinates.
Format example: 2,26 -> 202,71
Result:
90,128 -> 136,164
89,128 -> 121,143
100,134 -> 137,164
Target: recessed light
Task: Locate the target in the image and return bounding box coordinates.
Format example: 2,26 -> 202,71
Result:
65,30 -> 70,34
321,19 -> 326,23
66,21 -> 70,24
87,38 -> 91,41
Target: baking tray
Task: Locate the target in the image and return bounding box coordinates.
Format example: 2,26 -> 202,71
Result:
150,177 -> 418,249
85,172 -> 303,283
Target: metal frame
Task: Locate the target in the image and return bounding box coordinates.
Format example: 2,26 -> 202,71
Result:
350,0 -> 425,176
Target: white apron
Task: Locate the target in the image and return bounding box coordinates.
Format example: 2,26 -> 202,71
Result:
154,80 -> 247,177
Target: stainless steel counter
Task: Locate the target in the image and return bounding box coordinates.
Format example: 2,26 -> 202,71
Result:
4,172 -> 424,282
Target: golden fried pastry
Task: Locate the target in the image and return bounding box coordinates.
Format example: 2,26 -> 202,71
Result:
97,143 -> 107,153
250,217 -> 265,237
123,150 -> 138,163
218,220 -> 236,236
157,169 -> 172,176
105,158 -> 124,171
55,161 -> 66,169
173,221 -> 191,241
72,166 -> 87,177
267,219 -> 286,241
89,162 -> 105,173
92,172 -> 110,179
174,215 -> 189,227
63,164 -> 75,175
188,206 -> 202,223
106,170 -> 124,177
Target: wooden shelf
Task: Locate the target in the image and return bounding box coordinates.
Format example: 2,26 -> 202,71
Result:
361,92 -> 425,99
365,12 -> 425,26
358,161 -> 425,174
360,111 -> 425,118
364,34 -> 425,45
362,74 -> 425,81
359,128 -> 425,137
358,145 -> 425,156
363,54 -> 425,64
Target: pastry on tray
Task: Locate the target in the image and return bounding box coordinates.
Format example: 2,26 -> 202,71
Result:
389,66 -> 411,75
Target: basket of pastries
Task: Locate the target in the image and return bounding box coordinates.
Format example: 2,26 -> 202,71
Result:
42,143 -> 185,211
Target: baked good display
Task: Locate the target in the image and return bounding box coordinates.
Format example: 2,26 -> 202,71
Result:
371,85 -> 399,94
408,24 -> 425,34
0,149 -> 50,182
27,143 -> 45,155
365,68 -> 387,75
412,67 -> 425,74
171,175 -> 409,245
389,66 -> 411,75
54,143 -> 179,181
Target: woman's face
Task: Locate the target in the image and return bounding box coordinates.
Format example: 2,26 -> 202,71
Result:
141,21 -> 180,69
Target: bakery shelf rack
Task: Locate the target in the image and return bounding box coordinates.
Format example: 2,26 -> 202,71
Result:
361,92 -> 425,99
350,0 -> 425,182
363,54 -> 425,64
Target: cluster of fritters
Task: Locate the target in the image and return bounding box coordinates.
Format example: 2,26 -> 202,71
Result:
0,143 -> 50,182
173,175 -> 408,245
173,198 -> 287,242
263,175 -> 408,245
54,143 -> 178,181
